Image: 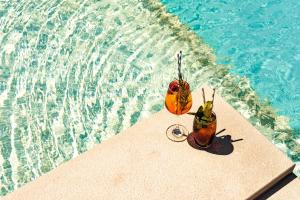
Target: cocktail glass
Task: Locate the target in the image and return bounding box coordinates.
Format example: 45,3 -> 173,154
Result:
165,79 -> 192,142
193,112 -> 217,148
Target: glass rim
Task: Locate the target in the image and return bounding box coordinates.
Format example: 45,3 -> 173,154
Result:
195,111 -> 217,123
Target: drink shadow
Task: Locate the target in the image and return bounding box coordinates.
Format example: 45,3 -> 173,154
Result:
187,129 -> 243,155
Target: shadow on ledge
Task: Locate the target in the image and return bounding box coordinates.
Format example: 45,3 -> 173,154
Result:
254,173 -> 297,200
187,129 -> 243,155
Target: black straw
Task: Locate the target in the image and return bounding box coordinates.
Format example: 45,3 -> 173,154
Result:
177,51 -> 183,80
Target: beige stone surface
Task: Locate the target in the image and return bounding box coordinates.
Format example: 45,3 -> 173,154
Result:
4,86 -> 295,200
269,178 -> 300,199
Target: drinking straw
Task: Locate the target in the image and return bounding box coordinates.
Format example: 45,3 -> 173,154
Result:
177,51 -> 183,80
202,88 -> 206,104
212,88 -> 216,108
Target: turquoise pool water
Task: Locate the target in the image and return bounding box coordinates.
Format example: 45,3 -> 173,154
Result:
0,0 -> 298,196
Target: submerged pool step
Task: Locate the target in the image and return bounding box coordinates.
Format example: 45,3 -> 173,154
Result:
3,86 -> 296,200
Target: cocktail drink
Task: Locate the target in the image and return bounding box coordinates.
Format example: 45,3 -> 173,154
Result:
193,112 -> 217,147
189,88 -> 217,147
165,51 -> 192,142
165,80 -> 192,115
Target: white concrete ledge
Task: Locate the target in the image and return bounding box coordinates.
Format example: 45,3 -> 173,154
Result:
4,86 -> 295,200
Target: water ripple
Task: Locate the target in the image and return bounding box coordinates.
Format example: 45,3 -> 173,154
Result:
0,0 -> 296,196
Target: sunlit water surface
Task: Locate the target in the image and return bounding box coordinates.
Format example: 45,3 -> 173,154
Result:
0,0 -> 298,196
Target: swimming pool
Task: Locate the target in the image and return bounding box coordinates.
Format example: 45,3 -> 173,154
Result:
0,0 -> 298,196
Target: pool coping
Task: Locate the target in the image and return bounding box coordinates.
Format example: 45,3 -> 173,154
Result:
3,86 -> 296,199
